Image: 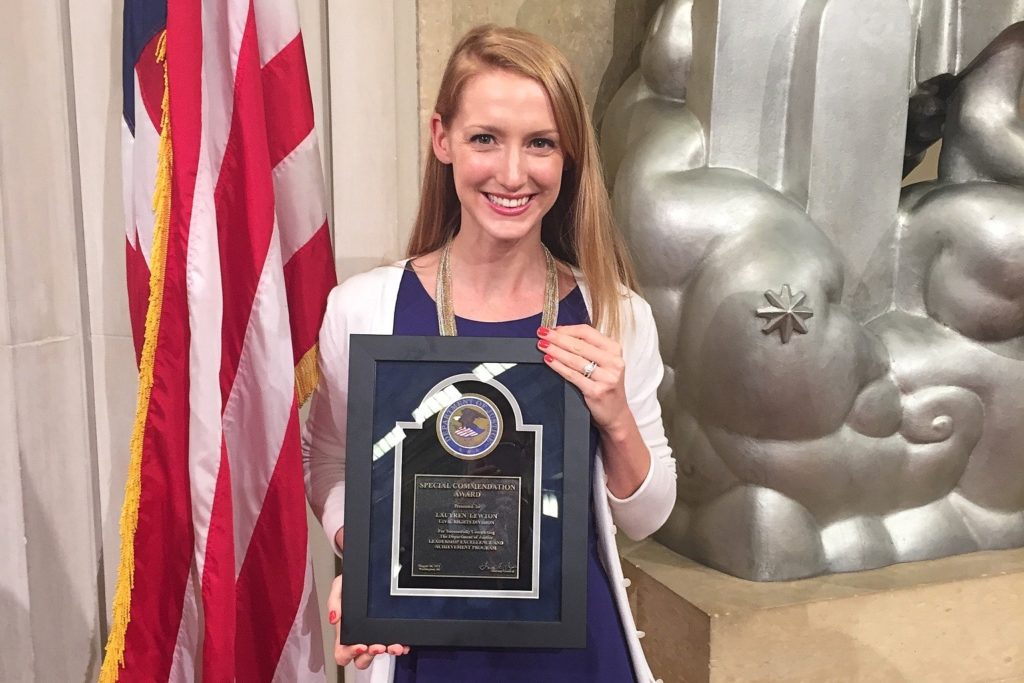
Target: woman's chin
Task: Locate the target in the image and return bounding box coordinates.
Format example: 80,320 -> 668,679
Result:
459,214 -> 543,246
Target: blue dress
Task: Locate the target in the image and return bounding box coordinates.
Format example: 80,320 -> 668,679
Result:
392,267 -> 637,683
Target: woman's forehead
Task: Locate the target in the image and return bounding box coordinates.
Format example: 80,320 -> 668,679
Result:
453,70 -> 557,130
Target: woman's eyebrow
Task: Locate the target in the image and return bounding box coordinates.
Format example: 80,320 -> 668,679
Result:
465,124 -> 503,134
464,124 -> 559,138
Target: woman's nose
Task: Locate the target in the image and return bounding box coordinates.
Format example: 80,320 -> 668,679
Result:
496,148 -> 527,189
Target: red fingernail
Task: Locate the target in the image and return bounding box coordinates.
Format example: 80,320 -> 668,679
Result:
544,354 -> 554,363
537,326 -> 549,337
328,610 -> 337,623
356,646 -> 367,654
538,339 -> 550,349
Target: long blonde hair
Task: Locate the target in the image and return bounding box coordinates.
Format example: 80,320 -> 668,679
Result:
406,24 -> 637,338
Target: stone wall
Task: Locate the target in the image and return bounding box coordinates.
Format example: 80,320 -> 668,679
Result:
0,1 -> 104,678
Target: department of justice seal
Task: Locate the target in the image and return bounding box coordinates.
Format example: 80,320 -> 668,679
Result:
437,393 -> 503,459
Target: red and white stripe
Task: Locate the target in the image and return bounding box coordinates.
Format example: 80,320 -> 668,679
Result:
122,0 -> 333,679
120,15 -> 197,679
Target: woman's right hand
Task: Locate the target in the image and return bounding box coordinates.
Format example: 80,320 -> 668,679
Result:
327,575 -> 410,669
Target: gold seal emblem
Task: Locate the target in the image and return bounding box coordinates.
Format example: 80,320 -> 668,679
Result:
437,393 -> 503,459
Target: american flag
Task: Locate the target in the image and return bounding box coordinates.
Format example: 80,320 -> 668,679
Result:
104,0 -> 335,680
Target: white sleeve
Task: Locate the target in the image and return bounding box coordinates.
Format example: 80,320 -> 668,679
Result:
605,295 -> 677,540
302,286 -> 351,556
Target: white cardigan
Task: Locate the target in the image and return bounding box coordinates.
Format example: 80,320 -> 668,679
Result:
302,262 -> 676,683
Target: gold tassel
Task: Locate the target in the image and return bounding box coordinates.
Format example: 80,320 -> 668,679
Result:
295,343 -> 320,407
99,29 -> 172,683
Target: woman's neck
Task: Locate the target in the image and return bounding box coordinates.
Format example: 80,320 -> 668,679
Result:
448,230 -> 548,301
410,226 -> 574,323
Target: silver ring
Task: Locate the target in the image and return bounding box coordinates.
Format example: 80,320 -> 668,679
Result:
581,360 -> 598,379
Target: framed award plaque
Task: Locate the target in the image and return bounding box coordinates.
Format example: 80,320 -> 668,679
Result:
340,334 -> 591,649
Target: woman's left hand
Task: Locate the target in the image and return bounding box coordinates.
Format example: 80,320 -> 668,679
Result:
539,324 -> 652,500
537,324 -> 630,435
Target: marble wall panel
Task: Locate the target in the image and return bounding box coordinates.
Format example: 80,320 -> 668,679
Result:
0,347 -> 35,682
90,334 -> 137,626
328,0 -> 419,276
0,185 -> 9,347
13,339 -> 101,681
68,0 -> 129,340
0,1 -> 86,346
65,0 -> 131,634
0,0 -> 103,678
298,0 -> 333,221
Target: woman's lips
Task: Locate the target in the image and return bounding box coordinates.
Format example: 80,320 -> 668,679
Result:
484,192 -> 534,216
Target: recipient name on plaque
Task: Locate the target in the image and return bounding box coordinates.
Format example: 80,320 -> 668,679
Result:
412,474 -> 521,579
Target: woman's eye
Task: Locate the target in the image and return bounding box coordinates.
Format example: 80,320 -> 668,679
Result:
470,134 -> 495,145
529,138 -> 555,149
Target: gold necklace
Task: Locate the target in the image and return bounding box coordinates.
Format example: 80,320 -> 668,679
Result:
436,240 -> 559,336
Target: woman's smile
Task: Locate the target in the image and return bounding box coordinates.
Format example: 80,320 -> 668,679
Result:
483,192 -> 535,215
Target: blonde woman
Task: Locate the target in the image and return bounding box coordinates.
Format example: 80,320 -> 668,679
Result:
304,25 -> 676,683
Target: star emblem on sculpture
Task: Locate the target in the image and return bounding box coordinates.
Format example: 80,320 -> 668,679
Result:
756,285 -> 814,343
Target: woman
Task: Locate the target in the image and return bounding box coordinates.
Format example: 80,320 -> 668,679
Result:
304,24 -> 676,683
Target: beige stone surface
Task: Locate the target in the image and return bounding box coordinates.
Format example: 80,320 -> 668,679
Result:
14,340 -> 101,682
621,539 -> 1024,683
417,0 -> 660,166
90,334 -> 137,629
1,0 -> 105,678
0,6 -> 84,347
329,1 -> 419,266
0,347 -> 35,681
68,0 -> 130,340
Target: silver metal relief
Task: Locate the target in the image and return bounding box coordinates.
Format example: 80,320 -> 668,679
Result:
756,286 -> 814,343
602,0 -> 1024,580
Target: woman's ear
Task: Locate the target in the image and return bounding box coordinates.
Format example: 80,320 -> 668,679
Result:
430,113 -> 452,164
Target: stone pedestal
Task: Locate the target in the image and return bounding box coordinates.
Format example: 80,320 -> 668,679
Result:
620,540 -> 1024,682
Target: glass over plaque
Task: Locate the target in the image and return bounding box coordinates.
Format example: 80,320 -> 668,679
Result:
341,335 -> 590,649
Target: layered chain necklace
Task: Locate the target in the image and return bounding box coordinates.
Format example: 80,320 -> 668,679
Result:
435,240 -> 560,336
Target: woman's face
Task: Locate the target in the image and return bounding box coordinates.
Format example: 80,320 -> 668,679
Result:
431,69 -> 565,246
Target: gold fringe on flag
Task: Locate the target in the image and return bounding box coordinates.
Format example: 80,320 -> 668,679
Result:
99,29 -> 173,683
295,343 -> 320,407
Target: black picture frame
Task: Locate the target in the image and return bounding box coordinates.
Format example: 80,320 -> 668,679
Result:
341,334 -> 591,649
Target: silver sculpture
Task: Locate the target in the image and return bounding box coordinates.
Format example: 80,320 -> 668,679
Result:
603,0 -> 1024,580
